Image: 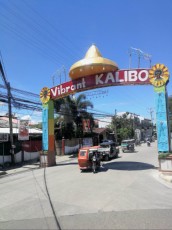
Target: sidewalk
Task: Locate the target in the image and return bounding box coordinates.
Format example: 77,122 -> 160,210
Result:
0,154 -> 76,177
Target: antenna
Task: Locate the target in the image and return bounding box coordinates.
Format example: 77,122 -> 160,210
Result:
51,65 -> 67,86
129,47 -> 152,68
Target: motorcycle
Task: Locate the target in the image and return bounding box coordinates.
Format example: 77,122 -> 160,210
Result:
128,144 -> 135,151
91,151 -> 100,173
147,140 -> 151,147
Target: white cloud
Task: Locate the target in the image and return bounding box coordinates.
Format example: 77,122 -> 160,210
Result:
21,115 -> 32,120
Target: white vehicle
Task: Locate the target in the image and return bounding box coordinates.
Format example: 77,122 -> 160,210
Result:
98,141 -> 119,161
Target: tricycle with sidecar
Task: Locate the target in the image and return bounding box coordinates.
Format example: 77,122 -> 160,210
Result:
78,146 -> 101,172
98,141 -> 119,161
121,139 -> 135,152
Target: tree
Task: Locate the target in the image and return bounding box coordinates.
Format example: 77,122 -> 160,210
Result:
54,97 -> 75,139
70,94 -> 94,137
54,94 -> 94,139
109,112 -> 134,143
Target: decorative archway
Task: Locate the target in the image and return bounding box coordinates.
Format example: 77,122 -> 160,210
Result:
40,45 -> 170,166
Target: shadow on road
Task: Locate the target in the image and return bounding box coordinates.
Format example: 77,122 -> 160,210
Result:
102,161 -> 157,171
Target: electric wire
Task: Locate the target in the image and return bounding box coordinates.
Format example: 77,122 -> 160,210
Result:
0,22 -> 61,65
0,1 -> 155,118
21,0 -> 82,58
0,1 -> 81,65
0,85 -> 152,120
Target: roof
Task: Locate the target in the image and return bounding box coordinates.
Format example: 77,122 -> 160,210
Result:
79,146 -> 99,151
0,128 -> 42,134
93,127 -> 108,134
0,117 -> 18,128
100,141 -> 115,146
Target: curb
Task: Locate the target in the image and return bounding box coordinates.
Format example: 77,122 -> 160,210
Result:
159,173 -> 172,183
0,171 -> 7,176
0,157 -> 76,178
0,166 -> 40,178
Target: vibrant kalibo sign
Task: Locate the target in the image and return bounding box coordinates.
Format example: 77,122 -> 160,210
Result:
50,69 -> 150,99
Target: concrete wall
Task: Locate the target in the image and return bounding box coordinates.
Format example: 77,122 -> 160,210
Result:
55,138 -> 93,155
0,151 -> 39,165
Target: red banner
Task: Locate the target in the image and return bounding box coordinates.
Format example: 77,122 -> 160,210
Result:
82,119 -> 91,133
18,120 -> 29,141
50,69 -> 150,99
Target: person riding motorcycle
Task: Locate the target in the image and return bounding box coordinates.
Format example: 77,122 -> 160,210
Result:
91,151 -> 100,173
146,138 -> 151,146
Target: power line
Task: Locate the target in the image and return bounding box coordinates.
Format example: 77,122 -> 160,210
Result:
0,1 -> 82,66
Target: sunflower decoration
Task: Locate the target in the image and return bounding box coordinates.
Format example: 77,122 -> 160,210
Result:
40,87 -> 51,104
149,64 -> 169,87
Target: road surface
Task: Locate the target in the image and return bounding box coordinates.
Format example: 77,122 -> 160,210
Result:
0,141 -> 172,229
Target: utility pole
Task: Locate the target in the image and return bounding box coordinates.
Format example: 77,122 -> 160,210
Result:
148,108 -> 154,135
129,112 -> 139,135
0,59 -> 15,164
114,109 -> 118,142
7,82 -> 15,164
148,108 -> 154,124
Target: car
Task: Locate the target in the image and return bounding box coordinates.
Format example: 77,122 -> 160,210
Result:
98,141 -> 120,161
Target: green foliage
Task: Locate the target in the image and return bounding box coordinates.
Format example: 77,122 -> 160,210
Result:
31,122 -> 42,129
110,112 -> 134,143
118,127 -> 133,141
54,94 -> 94,139
158,152 -> 172,159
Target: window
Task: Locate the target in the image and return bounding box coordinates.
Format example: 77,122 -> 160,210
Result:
80,150 -> 86,156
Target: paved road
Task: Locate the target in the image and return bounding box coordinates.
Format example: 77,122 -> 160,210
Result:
0,141 -> 172,229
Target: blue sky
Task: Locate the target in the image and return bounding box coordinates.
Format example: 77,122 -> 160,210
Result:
0,0 -> 172,122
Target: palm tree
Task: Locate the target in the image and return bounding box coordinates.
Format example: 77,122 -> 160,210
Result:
70,94 -> 94,137
54,97 -> 74,139
54,93 -> 94,139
